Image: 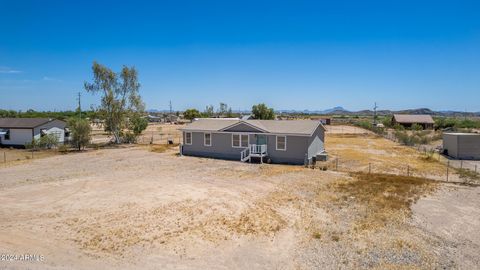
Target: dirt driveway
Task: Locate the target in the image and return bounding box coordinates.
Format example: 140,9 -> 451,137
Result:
0,147 -> 478,269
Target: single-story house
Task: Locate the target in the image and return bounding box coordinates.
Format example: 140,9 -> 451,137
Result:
310,117 -> 331,125
443,133 -> 480,160
0,118 -> 68,147
391,114 -> 434,129
180,119 -> 325,165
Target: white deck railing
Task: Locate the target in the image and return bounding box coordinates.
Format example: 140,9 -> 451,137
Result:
250,144 -> 267,154
241,144 -> 267,162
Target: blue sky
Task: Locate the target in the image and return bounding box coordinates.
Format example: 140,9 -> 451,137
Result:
1,0 -> 479,112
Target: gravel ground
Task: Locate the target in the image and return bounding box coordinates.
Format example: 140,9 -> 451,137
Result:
0,147 -> 478,269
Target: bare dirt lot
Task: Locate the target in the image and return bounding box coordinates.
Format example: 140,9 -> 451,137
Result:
1,142 -> 479,269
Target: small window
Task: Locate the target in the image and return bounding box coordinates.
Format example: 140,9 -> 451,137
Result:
276,136 -> 286,151
4,129 -> 10,140
232,134 -> 249,148
185,132 -> 192,145
241,134 -> 249,147
232,134 -> 240,147
204,133 -> 211,146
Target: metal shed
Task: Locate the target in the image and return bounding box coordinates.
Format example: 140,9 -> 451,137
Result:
443,133 -> 480,160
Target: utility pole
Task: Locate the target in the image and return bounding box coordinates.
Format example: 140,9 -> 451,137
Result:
77,92 -> 82,119
373,102 -> 378,125
169,100 -> 172,115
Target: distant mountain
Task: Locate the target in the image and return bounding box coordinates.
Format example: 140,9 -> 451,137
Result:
148,107 -> 480,117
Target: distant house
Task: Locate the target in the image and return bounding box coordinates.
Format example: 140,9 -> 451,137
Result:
0,118 -> 67,147
443,133 -> 480,160
391,114 -> 434,129
310,117 -> 331,125
180,119 -> 325,165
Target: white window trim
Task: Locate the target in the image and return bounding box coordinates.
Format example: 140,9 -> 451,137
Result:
232,133 -> 249,148
185,132 -> 192,145
276,135 -> 287,151
204,132 -> 212,147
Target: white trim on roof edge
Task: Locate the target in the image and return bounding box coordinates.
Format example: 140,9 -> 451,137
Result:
219,120 -> 269,133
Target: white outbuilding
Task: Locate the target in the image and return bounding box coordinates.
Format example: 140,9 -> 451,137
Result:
443,133 -> 480,160
0,118 -> 68,147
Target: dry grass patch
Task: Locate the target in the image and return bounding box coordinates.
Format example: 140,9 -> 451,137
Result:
326,133 -> 447,179
148,143 -> 180,153
330,173 -> 437,232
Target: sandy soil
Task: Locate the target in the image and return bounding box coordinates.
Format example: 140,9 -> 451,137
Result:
0,146 -> 479,269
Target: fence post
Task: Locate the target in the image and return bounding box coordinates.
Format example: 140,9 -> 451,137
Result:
335,158 -> 338,171
407,165 -> 410,177
31,150 -> 34,159
3,152 -> 5,163
446,161 -> 449,182
460,160 -> 463,169
475,165 -> 477,174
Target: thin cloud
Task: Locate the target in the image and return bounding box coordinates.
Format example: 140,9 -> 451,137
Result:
43,76 -> 62,82
0,66 -> 22,74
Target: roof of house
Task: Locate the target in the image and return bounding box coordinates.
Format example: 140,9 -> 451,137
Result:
393,114 -> 434,124
0,118 -> 64,128
181,119 -> 324,136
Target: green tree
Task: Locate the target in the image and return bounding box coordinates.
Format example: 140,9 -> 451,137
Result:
68,118 -> 92,150
130,115 -> 148,136
203,105 -> 214,117
218,102 -> 228,116
84,61 -> 145,143
184,109 -> 201,121
251,103 -> 275,120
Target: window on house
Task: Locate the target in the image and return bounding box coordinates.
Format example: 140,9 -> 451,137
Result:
232,134 -> 240,147
185,132 -> 192,145
241,134 -> 249,147
204,133 -> 211,146
232,134 -> 249,148
4,129 -> 10,140
40,129 -> 47,137
276,136 -> 286,151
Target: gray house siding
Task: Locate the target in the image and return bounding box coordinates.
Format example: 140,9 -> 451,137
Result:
181,121 -> 325,165
307,124 -> 325,160
264,135 -> 308,164
182,131 -> 317,165
182,132 -> 246,160
0,128 -> 33,147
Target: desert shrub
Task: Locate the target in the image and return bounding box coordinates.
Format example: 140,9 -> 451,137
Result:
25,134 -> 58,150
121,131 -> 137,144
58,144 -> 69,154
411,123 -> 423,131
393,124 -> 405,131
353,121 -> 385,135
395,131 -> 419,146
38,134 -> 59,149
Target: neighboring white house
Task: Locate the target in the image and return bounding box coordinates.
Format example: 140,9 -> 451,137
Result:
0,118 -> 68,147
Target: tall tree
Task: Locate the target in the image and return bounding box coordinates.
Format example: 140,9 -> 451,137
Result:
251,103 -> 275,120
203,105 -> 214,117
184,108 -> 201,121
218,102 -> 228,116
84,61 -> 146,143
